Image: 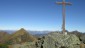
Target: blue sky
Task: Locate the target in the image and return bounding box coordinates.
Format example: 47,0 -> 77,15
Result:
0,0 -> 85,32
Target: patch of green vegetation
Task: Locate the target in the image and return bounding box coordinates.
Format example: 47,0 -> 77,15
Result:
0,44 -> 8,48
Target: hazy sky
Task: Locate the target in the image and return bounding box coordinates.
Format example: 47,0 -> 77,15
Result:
0,0 -> 85,32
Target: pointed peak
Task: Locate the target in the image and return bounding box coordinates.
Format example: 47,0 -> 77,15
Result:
12,28 -> 28,36
19,28 -> 26,31
17,28 -> 28,33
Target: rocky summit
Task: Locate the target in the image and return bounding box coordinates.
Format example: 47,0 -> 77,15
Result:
11,32 -> 81,48
40,32 -> 81,48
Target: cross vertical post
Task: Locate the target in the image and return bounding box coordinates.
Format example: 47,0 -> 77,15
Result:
56,0 -> 72,34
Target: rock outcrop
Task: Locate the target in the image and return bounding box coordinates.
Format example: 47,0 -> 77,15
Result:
36,32 -> 80,48
11,32 -> 81,48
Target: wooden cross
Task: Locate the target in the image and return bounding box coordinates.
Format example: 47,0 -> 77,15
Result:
56,0 -> 72,34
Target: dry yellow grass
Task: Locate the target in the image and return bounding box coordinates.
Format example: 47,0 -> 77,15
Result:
80,44 -> 85,48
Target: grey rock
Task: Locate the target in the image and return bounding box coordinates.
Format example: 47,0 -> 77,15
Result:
39,32 -> 81,48
80,35 -> 85,44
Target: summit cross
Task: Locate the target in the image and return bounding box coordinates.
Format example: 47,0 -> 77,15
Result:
56,0 -> 72,34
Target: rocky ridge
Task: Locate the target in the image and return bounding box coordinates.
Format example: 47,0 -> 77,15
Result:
11,32 -> 81,48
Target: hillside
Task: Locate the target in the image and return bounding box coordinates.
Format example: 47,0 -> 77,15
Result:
8,28 -> 37,44
0,31 -> 10,44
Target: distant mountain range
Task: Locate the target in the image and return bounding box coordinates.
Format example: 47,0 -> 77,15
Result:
0,30 -> 52,35
0,30 -> 16,34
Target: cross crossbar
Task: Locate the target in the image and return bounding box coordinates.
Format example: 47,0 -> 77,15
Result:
56,2 -> 72,5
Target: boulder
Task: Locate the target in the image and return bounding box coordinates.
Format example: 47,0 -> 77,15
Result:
37,32 -> 81,48
80,35 -> 85,44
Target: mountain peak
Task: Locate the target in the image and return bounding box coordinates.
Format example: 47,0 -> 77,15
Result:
20,28 -> 25,30
18,28 -> 27,34
11,28 -> 37,43
12,28 -> 28,37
